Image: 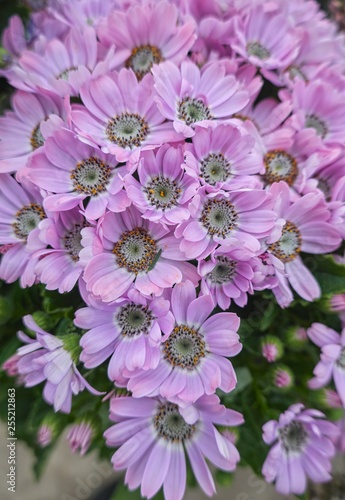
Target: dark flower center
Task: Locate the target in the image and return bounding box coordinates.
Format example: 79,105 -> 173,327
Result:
106,113 -> 149,149
57,66 -> 78,81
113,227 -> 158,274
279,421 -> 308,454
207,256 -> 236,284
268,221 -> 301,263
64,223 -> 87,262
264,150 -> 298,186
246,41 -> 270,60
305,114 -> 328,139
177,97 -> 212,126
30,124 -> 44,150
116,303 -> 154,337
154,403 -> 195,442
336,347 -> 345,369
71,157 -> 112,196
200,153 -> 231,185
126,45 -> 162,79
200,199 -> 239,238
163,325 -> 205,370
144,175 -> 181,210
13,204 -> 45,240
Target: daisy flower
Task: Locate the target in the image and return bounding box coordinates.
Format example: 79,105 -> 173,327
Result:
0,174 -> 47,287
0,90 -> 66,174
124,144 -> 199,225
176,187 -> 275,259
126,280 -> 242,404
83,206 -> 198,301
267,182 -> 341,305
104,393 -> 243,500
27,127 -> 130,220
152,59 -> 249,137
307,322 -> 345,407
76,289 -> 174,384
16,315 -> 102,413
262,404 -> 339,495
72,68 -> 182,164
97,0 -> 196,79
183,124 -> 261,191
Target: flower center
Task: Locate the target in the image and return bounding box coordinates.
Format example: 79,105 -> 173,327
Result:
264,150 -> 298,186
163,325 -> 205,370
70,157 -> 112,196
113,227 -> 158,274
279,421 -> 308,455
144,175 -> 181,210
57,66 -> 78,80
200,153 -> 231,185
106,113 -> 149,149
154,403 -> 195,442
268,221 -> 301,263
13,204 -> 45,240
246,41 -> 270,60
126,45 -> 162,80
177,97 -> 212,126
207,256 -> 236,284
116,303 -> 154,337
30,124 -> 44,150
200,199 -> 238,238
305,114 -> 328,139
63,223 -> 87,262
336,347 -> 345,369
287,65 -> 307,82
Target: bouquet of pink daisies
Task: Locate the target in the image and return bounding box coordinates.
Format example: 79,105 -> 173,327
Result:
1,0 -> 345,498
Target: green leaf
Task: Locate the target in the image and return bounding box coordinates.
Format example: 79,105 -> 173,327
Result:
314,272 -> 345,296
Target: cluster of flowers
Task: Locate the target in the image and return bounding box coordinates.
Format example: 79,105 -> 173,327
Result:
1,0 -> 345,497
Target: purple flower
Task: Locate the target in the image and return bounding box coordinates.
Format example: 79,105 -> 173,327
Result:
104,394 -> 243,500
262,404 -> 339,495
176,187 -> 275,259
307,322 -> 345,407
0,90 -> 66,174
97,1 -> 196,79
76,289 -> 174,384
124,144 -> 199,226
126,280 -> 242,405
0,174 -> 47,287
152,59 -> 249,138
72,68 -> 182,165
37,424 -> 53,448
83,206 -> 198,301
16,315 -> 102,413
27,127 -> 130,220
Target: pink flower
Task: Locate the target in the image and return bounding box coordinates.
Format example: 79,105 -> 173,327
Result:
307,322 -> 345,407
272,366 -> 293,389
124,144 -> 199,226
76,289 -> 174,384
183,124 -> 261,191
0,174 -> 47,287
289,80 -> 345,146
231,4 -> 301,71
98,1 -> 196,79
33,208 -> 89,293
126,281 -> 241,405
176,187 -> 275,260
83,206 -> 198,302
262,404 -> 339,495
72,69 -> 182,165
16,315 -> 102,413
27,127 -> 130,220
104,394 -> 243,500
37,423 -> 53,448
152,60 -> 249,137
53,0 -> 117,29
8,27 -> 99,96
267,182 -> 341,305
0,90 -> 66,174
261,336 -> 283,363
